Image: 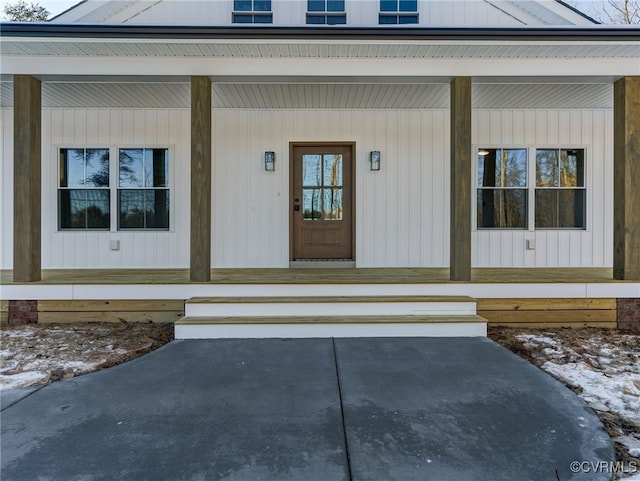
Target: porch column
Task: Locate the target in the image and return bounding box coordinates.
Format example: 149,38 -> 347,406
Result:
13,75 -> 41,282
450,77 -> 472,281
190,76 -> 212,282
614,76 -> 640,280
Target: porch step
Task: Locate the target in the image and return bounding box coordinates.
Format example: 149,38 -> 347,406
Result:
174,315 -> 487,339
184,295 -> 477,317
176,296 -> 487,339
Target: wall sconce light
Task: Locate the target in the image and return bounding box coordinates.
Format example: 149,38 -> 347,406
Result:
369,151 -> 381,171
264,151 -> 275,172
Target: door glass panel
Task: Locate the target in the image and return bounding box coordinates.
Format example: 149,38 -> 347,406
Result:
303,189 -> 322,220
323,154 -> 343,186
302,154 -> 322,187
323,188 -> 343,220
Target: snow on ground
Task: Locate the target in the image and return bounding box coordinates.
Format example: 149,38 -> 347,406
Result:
514,330 -> 640,479
0,323 -> 172,391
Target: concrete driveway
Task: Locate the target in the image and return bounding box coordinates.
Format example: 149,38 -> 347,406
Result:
1,338 -> 614,481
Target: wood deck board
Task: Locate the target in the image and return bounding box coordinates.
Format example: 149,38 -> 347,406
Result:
187,296 -> 476,304
0,267 -> 617,285
176,314 -> 487,325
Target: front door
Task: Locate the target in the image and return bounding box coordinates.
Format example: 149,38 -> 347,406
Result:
290,143 -> 354,261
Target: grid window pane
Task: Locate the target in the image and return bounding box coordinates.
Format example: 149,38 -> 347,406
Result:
399,14 -> 418,23
536,149 -> 559,187
303,189 -> 322,220
560,149 -> 584,187
535,189 -> 585,229
477,189 -> 527,229
59,189 -> 110,229
254,0 -> 271,11
379,14 -> 398,23
323,154 -> 343,186
60,149 -> 86,187
306,14 -> 326,23
381,0 -> 397,11
323,189 -> 343,220
119,190 -> 145,229
253,14 -> 273,22
477,148 -> 527,187
119,149 -> 144,187
399,0 -> 417,11
145,190 -> 170,229
308,0 -> 325,12
302,154 -> 322,186
327,0 -> 344,11
233,13 -> 253,22
234,0 -> 252,11
84,149 -> 110,187
327,14 -> 346,24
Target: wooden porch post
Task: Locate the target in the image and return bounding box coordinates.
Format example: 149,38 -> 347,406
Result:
450,77 -> 472,281
614,76 -> 640,280
13,75 -> 41,282
190,76 -> 212,282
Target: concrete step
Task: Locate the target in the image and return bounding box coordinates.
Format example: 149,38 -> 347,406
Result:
174,314 -> 488,339
184,295 -> 477,317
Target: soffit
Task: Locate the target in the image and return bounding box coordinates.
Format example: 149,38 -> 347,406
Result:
2,39 -> 637,59
0,81 -> 612,109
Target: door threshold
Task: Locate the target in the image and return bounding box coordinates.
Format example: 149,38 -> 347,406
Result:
289,260 -> 356,269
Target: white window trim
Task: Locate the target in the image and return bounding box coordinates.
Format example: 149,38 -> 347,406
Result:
472,144 -> 590,232
54,144 -> 176,233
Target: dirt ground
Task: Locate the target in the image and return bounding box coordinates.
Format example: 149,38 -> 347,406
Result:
0,322 -> 173,389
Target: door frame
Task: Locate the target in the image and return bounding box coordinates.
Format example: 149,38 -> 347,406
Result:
289,141 -> 356,262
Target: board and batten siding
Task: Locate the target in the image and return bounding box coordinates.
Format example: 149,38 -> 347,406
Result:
0,108 -> 191,269
77,0 -> 522,26
472,109 -> 613,268
0,106 -> 612,270
212,109 -> 450,268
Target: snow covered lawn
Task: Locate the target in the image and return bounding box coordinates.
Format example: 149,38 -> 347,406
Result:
490,327 -> 640,480
0,323 -> 173,391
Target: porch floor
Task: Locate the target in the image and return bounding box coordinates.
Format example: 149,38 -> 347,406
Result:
0,267 -> 617,285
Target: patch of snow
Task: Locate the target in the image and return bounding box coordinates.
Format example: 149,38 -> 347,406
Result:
542,361 -> 640,427
0,371 -> 50,390
516,334 -> 560,346
615,435 -> 640,458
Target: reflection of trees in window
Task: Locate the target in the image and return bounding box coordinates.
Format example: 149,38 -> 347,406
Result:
118,149 -> 169,230
59,148 -> 110,229
302,154 -> 343,221
477,148 -> 527,229
535,149 -> 585,229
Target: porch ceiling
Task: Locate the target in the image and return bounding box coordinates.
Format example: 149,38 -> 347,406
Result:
0,81 -> 613,109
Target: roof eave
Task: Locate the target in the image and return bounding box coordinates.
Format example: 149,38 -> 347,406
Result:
1,23 -> 639,42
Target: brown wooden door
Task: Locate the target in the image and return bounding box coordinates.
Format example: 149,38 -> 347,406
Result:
291,143 -> 354,260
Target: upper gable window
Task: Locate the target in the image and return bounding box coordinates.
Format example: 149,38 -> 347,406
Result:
233,0 -> 273,23
379,0 -> 418,24
307,0 -> 346,25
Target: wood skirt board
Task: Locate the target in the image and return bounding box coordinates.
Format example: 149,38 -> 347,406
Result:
479,309 -> 617,324
490,321 -> 617,328
38,311 -> 183,323
38,300 -> 185,312
477,298 -> 616,311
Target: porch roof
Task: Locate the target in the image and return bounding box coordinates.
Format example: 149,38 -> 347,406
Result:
1,24 -> 639,78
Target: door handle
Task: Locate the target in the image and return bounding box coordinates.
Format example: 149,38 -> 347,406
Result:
293,205 -> 300,211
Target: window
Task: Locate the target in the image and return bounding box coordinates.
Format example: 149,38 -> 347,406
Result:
379,0 -> 418,24
306,0 -> 346,24
118,148 -> 170,230
232,0 -> 272,23
302,153 -> 344,220
59,148 -> 110,229
477,148 -> 528,229
535,149 -> 585,229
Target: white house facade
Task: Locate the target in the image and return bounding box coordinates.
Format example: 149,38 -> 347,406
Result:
1,0 -> 639,332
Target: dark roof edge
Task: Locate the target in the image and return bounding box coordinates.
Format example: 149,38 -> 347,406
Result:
1,23 -> 639,41
47,0 -> 88,22
554,0 -> 600,25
